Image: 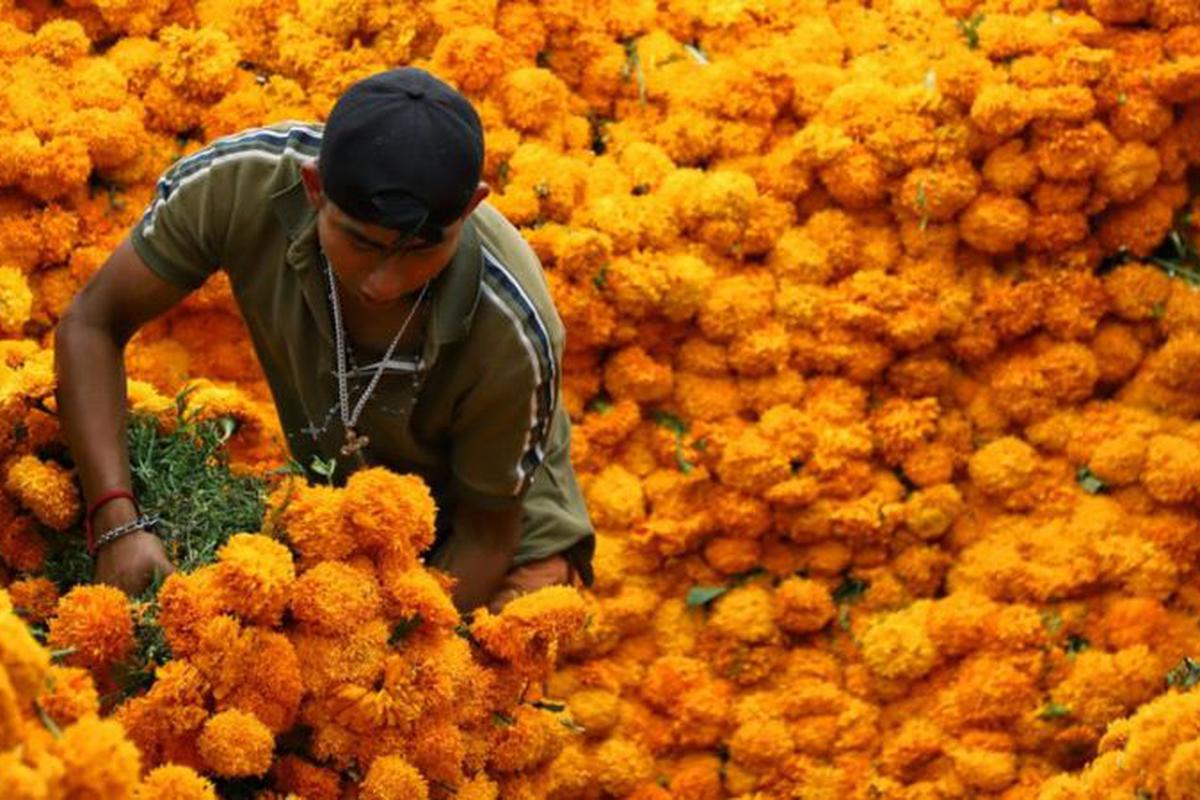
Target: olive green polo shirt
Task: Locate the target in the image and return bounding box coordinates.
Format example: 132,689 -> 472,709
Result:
129,121 -> 594,582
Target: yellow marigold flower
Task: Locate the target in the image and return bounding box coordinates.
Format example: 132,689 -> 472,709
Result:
774,576 -> 835,635
290,560 -> 381,635
708,584 -> 779,645
860,602 -> 938,681
487,704 -> 564,773
0,607 -> 49,707
566,688 -> 620,738
4,455 -> 80,531
157,25 -> 241,101
0,266 -> 33,335
497,67 -> 571,132
134,765 -> 217,800
214,533 -> 295,626
6,577 -> 57,623
430,26 -> 510,93
1165,738 -> 1200,800
341,468 -> 436,560
360,755 -> 428,800
471,586 -> 587,666
198,709 -> 274,777
583,464 -> 645,529
53,716 -> 141,799
456,774 -> 499,800
38,664 -> 97,726
967,436 -> 1038,498
1141,434 -> 1200,504
47,585 -> 134,672
30,19 -> 90,64
594,737 -> 656,797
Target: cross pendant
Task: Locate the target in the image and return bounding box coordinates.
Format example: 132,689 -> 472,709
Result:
341,428 -> 370,457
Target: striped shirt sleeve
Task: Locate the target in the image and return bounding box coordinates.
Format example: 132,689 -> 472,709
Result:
131,124 -> 322,290
131,147 -> 230,291
450,248 -> 561,508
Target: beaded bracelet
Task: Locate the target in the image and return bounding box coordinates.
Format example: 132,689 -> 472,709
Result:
92,514 -> 162,554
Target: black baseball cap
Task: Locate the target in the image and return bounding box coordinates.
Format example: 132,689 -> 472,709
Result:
319,68 -> 485,244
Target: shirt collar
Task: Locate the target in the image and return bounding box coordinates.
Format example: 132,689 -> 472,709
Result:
270,173 -> 482,346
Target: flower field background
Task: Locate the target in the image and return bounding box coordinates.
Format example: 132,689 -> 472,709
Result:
5,0 -> 1200,797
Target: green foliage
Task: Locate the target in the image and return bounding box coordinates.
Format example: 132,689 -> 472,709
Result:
1064,634 -> 1090,657
651,410 -> 696,473
956,14 -> 986,49
1076,466 -> 1107,495
686,585 -> 728,607
44,401 -> 267,591
1039,701 -> 1071,720
1149,210 -> 1200,287
1166,656 -> 1200,689
389,615 -> 424,647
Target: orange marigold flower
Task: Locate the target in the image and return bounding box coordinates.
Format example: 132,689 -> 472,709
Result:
290,560 -> 382,635
156,568 -> 222,658
360,755 -> 428,800
271,754 -> 341,800
134,765 -> 217,800
270,479 -> 355,565
375,562 -> 459,631
341,468 -> 436,561
4,455 -> 80,531
214,533 -> 295,626
37,664 -> 98,726
198,709 -> 274,777
54,716 -> 141,799
958,193 -> 1032,254
471,586 -> 588,667
7,577 -> 58,623
47,585 -> 134,672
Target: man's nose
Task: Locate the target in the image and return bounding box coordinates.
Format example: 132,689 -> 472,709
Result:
362,260 -> 410,300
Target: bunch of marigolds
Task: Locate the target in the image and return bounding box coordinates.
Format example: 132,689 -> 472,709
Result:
5,0 -> 1200,797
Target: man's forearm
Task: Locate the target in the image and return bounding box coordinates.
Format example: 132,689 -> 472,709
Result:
54,312 -> 135,518
429,501 -> 522,613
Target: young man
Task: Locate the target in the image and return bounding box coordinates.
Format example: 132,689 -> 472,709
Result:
54,68 -> 595,613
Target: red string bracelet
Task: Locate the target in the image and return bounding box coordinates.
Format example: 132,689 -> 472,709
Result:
85,488 -> 139,555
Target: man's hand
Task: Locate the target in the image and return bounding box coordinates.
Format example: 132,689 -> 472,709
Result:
94,531 -> 175,596
427,501 -> 522,613
486,553 -> 573,614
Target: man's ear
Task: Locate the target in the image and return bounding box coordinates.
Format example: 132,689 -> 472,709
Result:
460,182 -> 491,219
300,161 -> 324,208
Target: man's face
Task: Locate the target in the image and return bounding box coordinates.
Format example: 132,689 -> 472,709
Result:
301,161 -> 485,311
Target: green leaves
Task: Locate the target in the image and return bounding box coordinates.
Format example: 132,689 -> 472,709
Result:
389,615 -> 424,647
1166,656 -> 1200,689
956,13 -> 986,50
686,586 -> 728,608
1149,210 -> 1200,287
652,410 -> 696,473
1076,466 -> 1107,495
1039,701 -> 1071,720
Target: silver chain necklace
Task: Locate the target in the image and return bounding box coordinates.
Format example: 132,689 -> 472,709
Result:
320,251 -> 429,464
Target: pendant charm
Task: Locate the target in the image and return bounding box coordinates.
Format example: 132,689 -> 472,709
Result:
341,428 -> 370,457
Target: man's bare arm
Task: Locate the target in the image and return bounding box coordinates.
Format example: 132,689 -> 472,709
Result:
427,500 -> 523,613
54,236 -> 193,595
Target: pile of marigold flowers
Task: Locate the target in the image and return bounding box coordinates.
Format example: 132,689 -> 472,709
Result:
5,0 -> 1200,797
